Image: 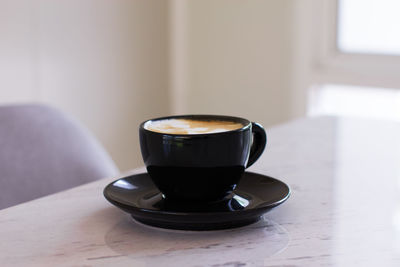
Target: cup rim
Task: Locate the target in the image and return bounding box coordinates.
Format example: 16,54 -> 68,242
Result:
139,114 -> 251,137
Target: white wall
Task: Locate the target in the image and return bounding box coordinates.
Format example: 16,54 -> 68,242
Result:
173,0 -> 298,127
0,0 -> 170,171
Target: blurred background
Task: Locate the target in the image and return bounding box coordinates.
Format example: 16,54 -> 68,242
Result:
1,0 -> 400,172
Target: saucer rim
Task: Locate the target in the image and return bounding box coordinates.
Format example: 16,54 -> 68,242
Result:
103,171 -> 291,217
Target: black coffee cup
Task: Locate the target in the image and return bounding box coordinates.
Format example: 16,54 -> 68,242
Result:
139,115 -> 267,202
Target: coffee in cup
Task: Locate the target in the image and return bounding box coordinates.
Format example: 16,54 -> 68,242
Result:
144,118 -> 244,135
139,115 -> 267,202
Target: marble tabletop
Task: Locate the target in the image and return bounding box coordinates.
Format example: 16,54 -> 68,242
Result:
1,116 -> 400,266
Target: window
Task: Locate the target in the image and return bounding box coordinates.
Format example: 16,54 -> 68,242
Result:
303,0 -> 400,120
337,0 -> 400,55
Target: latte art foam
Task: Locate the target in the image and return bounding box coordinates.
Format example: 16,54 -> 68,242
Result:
145,118 -> 244,134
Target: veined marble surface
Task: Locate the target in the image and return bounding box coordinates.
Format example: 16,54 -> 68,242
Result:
1,116 -> 400,266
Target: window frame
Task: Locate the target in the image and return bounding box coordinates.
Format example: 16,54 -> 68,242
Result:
311,0 -> 400,89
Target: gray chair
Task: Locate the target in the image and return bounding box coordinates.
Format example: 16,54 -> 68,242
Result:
0,104 -> 119,209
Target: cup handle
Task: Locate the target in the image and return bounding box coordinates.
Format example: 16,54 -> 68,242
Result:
246,122 -> 267,168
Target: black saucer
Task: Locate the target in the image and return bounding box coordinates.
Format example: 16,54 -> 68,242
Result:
103,172 -> 290,231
